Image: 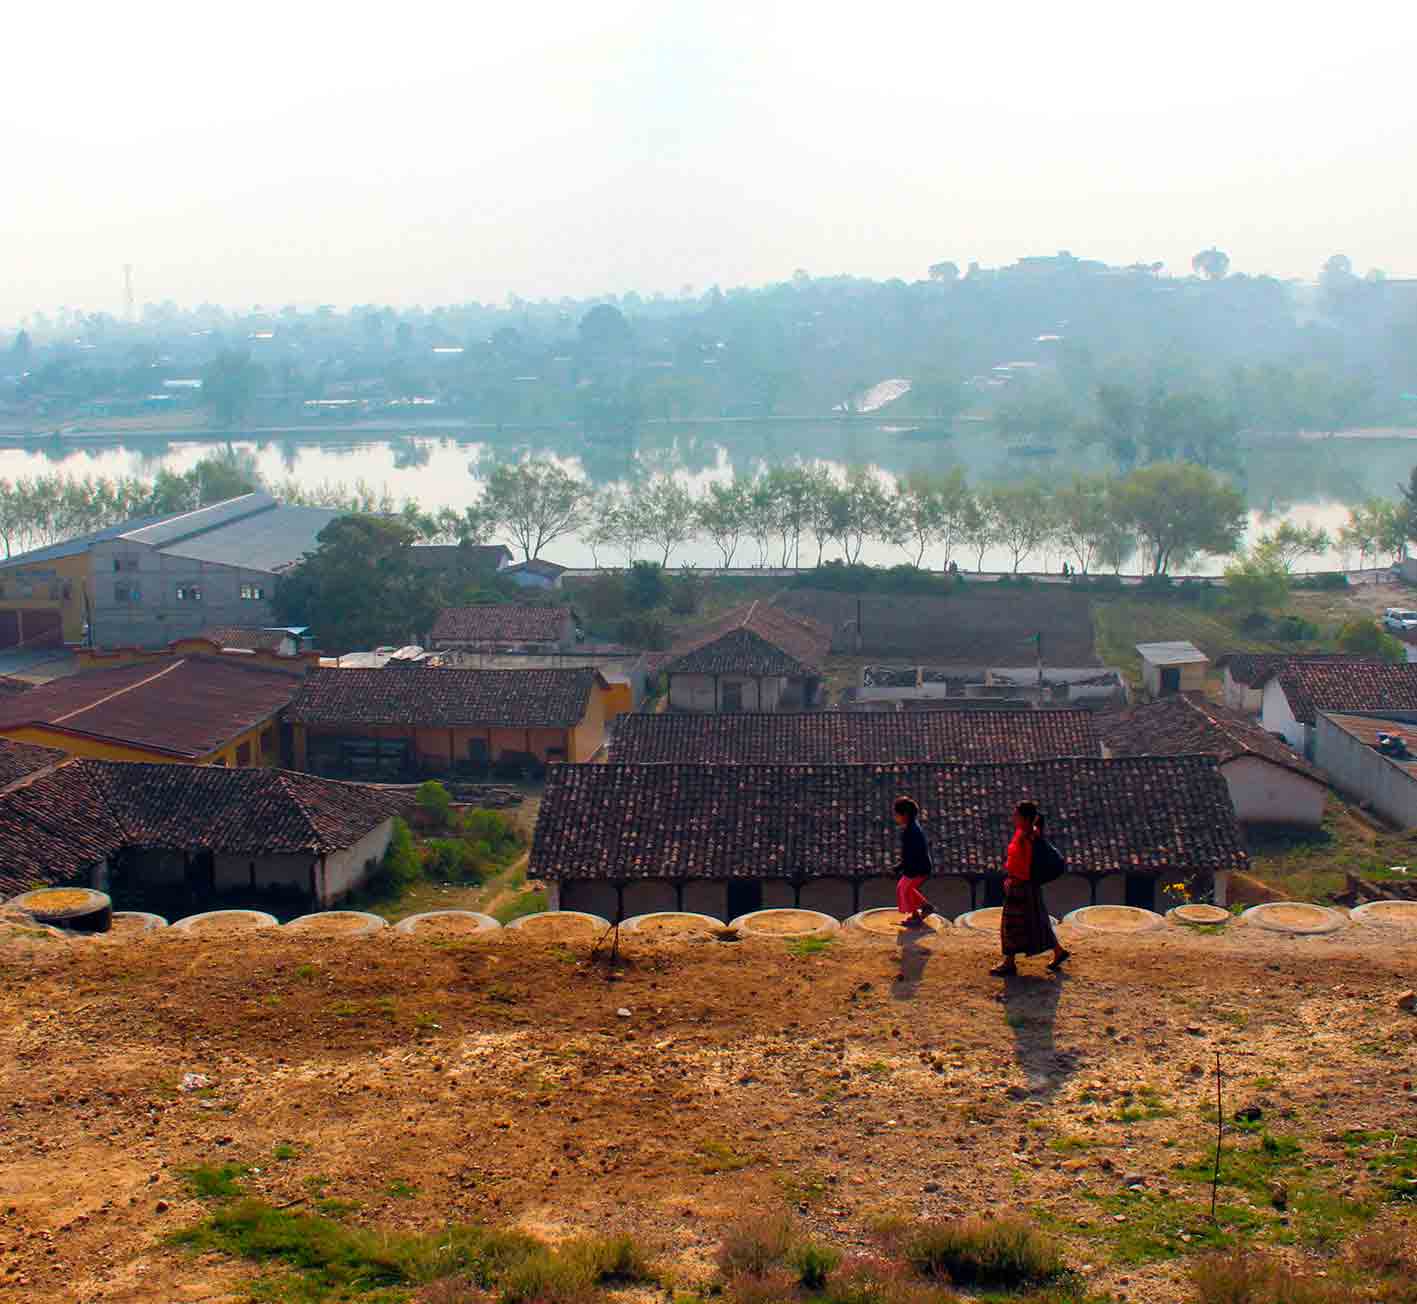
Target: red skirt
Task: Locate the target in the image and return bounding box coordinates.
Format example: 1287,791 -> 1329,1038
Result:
897,875 -> 930,915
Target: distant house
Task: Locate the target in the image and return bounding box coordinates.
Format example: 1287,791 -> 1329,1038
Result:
661,602 -> 832,712
1099,694 -> 1326,827
200,626 -> 310,657
409,543 -> 514,577
505,558 -> 567,590
0,656 -> 301,766
531,756 -> 1248,922
0,492 -> 341,651
286,666 -> 613,779
1136,642 -> 1209,698
612,709 -> 1100,764
1260,660 -> 1417,756
0,758 -> 411,910
429,605 -> 576,654
1314,712 -> 1417,829
1217,653 -> 1365,714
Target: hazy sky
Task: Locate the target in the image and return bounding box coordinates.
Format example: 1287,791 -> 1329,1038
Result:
6,1 -> 1415,323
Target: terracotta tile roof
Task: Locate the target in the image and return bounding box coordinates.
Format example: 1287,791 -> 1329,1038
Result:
612,710 -> 1099,764
0,657 -> 300,759
430,605 -> 572,645
506,558 -> 567,578
1218,652 -> 1367,687
531,756 -> 1247,882
0,738 -> 67,791
0,759 -> 414,897
286,666 -> 600,728
1269,660 -> 1417,726
661,602 -> 832,677
1098,695 -> 1324,782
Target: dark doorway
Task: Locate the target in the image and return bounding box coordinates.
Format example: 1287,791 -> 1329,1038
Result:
984,874 -> 1006,907
1159,667 -> 1181,696
467,738 -> 490,770
721,681 -> 744,713
726,879 -> 762,919
1124,874 -> 1157,911
185,850 -> 215,900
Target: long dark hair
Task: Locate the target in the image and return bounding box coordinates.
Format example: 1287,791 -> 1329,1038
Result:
1016,800 -> 1045,834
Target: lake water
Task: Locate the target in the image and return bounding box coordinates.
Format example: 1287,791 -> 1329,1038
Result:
1,421 -> 1412,575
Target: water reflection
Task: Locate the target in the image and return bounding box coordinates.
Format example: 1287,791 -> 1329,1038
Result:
1,423 -> 1412,574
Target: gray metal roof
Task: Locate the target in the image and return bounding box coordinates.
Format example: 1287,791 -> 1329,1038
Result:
156,503 -> 340,573
0,513 -> 180,568
1135,641 -> 1209,666
122,493 -> 276,547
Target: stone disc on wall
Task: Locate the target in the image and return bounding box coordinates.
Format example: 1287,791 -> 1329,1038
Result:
1167,904 -> 1231,927
1350,900 -> 1417,929
728,908 -> 839,939
171,909 -> 279,935
1063,905 -> 1166,934
9,888 -> 113,933
621,912 -> 726,937
285,910 -> 389,937
955,906 -> 1060,934
109,910 -> 168,935
393,910 -> 502,937
505,910 -> 610,939
844,908 -> 952,938
1241,902 -> 1346,935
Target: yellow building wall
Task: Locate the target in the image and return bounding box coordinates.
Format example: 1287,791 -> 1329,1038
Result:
571,684 -> 609,761
0,552 -> 90,643
0,717 -> 276,767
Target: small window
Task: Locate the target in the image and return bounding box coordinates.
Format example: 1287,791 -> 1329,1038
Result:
176,585 -> 203,602
240,583 -> 265,601
113,582 -> 142,603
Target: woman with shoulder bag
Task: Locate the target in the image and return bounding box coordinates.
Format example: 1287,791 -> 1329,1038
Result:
990,800 -> 1071,977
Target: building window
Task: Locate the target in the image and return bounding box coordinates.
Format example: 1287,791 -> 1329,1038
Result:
112,557 -> 138,573
114,582 -> 142,603
240,584 -> 265,601
176,585 -> 203,602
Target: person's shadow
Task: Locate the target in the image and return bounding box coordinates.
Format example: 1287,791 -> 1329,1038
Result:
1001,972 -> 1075,1100
891,928 -> 932,1000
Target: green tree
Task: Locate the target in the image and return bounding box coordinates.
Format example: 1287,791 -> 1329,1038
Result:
959,493 -> 1003,571
1224,553 -> 1291,614
697,478 -> 751,567
1114,463 -> 1247,574
626,560 -> 667,610
888,468 -> 968,568
1143,392 -> 1238,468
1252,521 -> 1331,573
994,383 -> 1076,446
1400,466 -> 1417,548
636,475 -> 698,565
824,468 -> 892,565
987,483 -> 1055,573
479,459 -> 586,561
1053,474 -> 1118,574
1191,247 -> 1231,280
415,780 -> 452,828
200,350 -> 264,426
377,818 -> 421,894
1337,618 -> 1407,665
927,260 -> 960,283
272,514 -> 439,652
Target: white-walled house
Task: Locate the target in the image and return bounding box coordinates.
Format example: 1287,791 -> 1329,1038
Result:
1314,712 -> 1417,829
1100,694 -> 1326,828
1136,642 -> 1209,698
1219,653 -> 1367,715
1260,660 -> 1417,758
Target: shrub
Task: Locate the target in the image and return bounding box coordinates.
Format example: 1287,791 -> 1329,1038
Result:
1273,614 -> 1320,642
617,610 -> 670,650
717,1214 -> 794,1278
1338,617 -> 1407,665
424,837 -> 477,883
493,890 -> 547,925
900,1217 -> 1066,1289
1189,1246 -> 1352,1304
462,808 -> 522,857
627,560 -> 667,610
791,1241 -> 842,1290
416,780 -> 452,828
670,567 -> 708,615
578,571 -> 629,621
1293,571 -> 1350,590
372,819 -> 420,895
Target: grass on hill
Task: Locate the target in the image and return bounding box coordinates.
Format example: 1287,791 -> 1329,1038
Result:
1245,795 -> 1417,902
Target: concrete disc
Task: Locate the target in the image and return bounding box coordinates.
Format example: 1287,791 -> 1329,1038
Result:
393,910 -> 501,937
1168,904 -> 1231,926
1350,900 -> 1417,929
284,910 -> 389,937
504,910 -> 610,938
1241,902 -> 1346,935
621,911 -> 726,936
10,887 -> 113,933
728,908 -> 840,939
171,909 -> 279,935
1063,905 -> 1166,934
108,911 -> 168,935
844,908 -> 952,937
956,906 -> 1060,934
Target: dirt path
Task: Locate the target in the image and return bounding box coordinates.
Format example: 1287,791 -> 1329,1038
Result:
1,924 -> 1414,1303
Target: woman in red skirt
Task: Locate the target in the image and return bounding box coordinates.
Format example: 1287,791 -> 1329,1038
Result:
991,800 -> 1070,976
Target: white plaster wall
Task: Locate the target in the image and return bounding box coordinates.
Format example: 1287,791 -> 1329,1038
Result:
321,818 -> 397,904
1261,678 -> 1308,754
1313,715 -> 1417,829
1222,755 -> 1325,827
669,674 -> 717,712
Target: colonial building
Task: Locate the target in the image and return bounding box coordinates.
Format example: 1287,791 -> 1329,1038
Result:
429,604 -> 577,654
1099,694 -> 1326,828
0,493 -> 339,650
0,757 -> 411,911
611,708 -> 1100,764
531,756 -> 1247,922
662,602 -> 831,712
286,666 -> 613,779
0,656 -> 302,766
1260,660 -> 1417,756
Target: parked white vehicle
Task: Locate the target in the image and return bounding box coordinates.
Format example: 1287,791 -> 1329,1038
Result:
1383,608 -> 1417,632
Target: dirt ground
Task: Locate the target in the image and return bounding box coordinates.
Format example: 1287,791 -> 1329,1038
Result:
2,920 -> 1415,1303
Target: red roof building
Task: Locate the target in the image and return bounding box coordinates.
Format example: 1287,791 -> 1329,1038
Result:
429,604 -> 576,651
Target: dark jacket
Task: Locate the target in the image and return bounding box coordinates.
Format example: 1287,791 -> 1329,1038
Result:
895,820 -> 933,879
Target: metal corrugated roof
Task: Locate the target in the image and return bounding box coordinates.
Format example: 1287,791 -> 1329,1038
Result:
121,493 -> 276,547
155,503 -> 341,573
1135,641 -> 1209,666
0,513 -> 180,568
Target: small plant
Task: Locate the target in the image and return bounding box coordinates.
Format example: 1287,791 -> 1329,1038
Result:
272,1143 -> 297,1162
494,890 -> 548,925
791,1241 -> 842,1290
294,963 -> 319,982
717,1214 -> 794,1278
900,1216 -> 1067,1290
786,935 -> 833,958
179,1163 -> 249,1200
387,1179 -> 418,1199
698,1141 -> 755,1174
416,779 -> 453,828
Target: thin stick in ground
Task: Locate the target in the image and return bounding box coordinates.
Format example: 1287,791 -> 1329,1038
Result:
1211,1049 -> 1223,1222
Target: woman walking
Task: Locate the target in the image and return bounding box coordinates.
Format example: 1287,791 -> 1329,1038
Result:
892,795 -> 935,928
991,800 -> 1070,976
